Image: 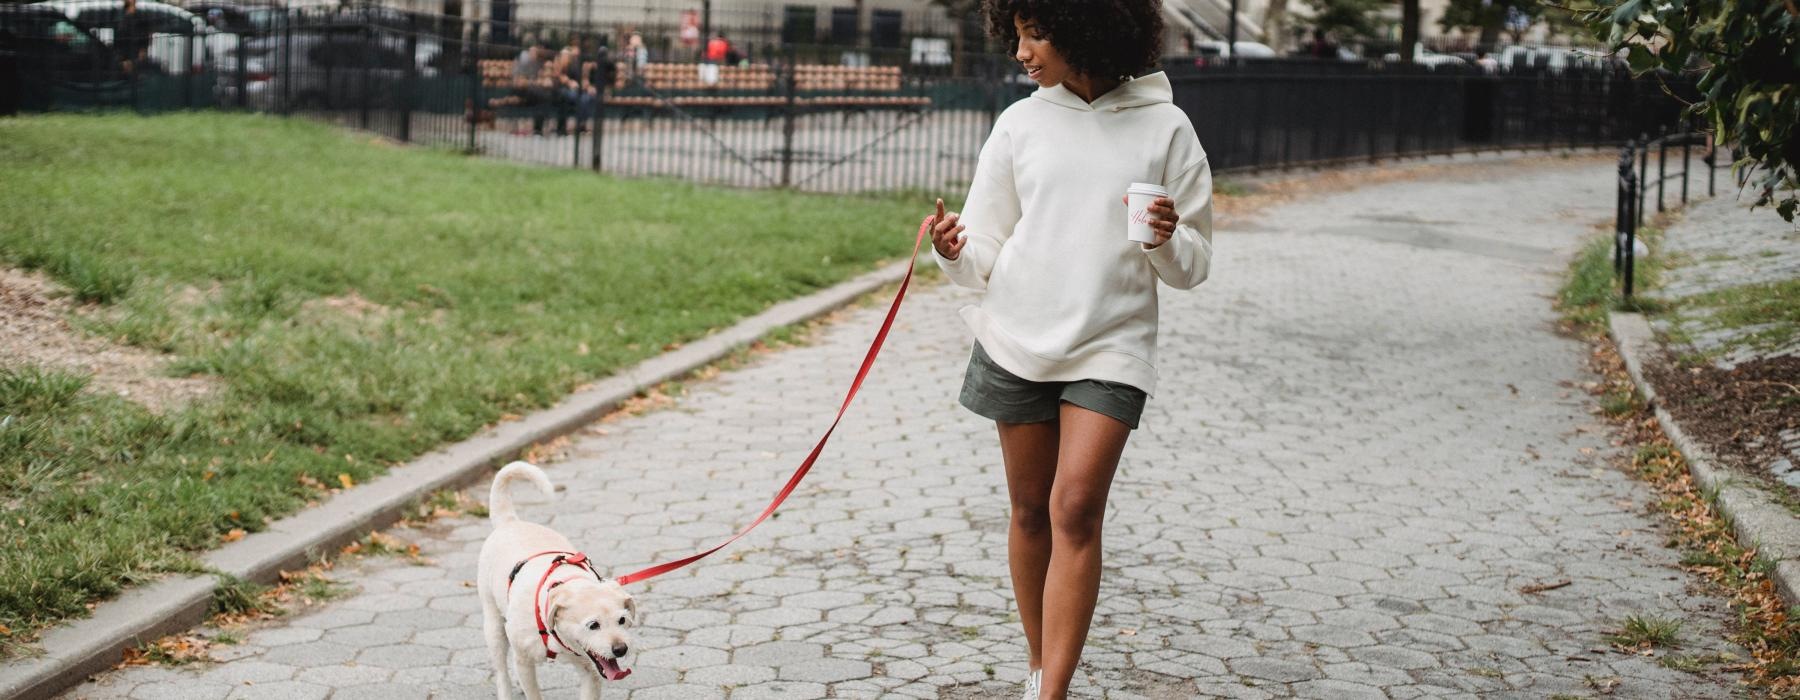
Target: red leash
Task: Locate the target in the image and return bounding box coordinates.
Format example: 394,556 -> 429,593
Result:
613,217 -> 933,586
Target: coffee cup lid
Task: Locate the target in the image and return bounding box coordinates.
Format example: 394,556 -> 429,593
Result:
1126,182 -> 1168,196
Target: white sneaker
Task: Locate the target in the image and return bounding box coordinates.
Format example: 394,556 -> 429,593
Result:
1021,668 -> 1042,700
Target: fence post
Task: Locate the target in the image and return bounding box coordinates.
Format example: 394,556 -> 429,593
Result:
467,20 -> 480,153
1656,125 -> 1667,212
780,45 -> 797,188
1636,133 -> 1649,228
235,31 -> 247,109
359,7 -> 372,130
1680,119 -> 1691,205
181,32 -> 195,109
591,94 -> 605,172
1249,77 -> 1264,168
1623,164 -> 1637,302
401,14 -> 416,143
1615,146 -> 1631,274
1709,135 -> 1717,197
280,10 -> 292,115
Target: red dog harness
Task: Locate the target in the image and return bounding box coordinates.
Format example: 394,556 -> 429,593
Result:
506,549 -> 626,679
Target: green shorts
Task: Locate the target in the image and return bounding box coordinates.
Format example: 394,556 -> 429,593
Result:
959,343 -> 1148,430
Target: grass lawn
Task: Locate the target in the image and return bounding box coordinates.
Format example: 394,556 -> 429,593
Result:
0,112 -> 936,652
1557,225 -> 1666,333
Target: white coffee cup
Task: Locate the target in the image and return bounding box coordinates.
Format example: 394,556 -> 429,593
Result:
1126,182 -> 1169,245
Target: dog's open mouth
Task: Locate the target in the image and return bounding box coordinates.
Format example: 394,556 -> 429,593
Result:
588,650 -> 631,681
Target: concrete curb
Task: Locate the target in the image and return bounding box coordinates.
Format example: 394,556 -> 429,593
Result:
0,259 -> 917,700
1609,311 -> 1800,605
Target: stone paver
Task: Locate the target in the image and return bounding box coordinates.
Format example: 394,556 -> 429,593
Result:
1650,190 -> 1800,369
61,156 -> 1749,699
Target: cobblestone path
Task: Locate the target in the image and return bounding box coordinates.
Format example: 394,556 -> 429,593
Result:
65,156 -> 1749,699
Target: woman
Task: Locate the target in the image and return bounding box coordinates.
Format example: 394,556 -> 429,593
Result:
925,1 -> 1213,697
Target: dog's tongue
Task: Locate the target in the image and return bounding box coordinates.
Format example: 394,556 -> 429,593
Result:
597,654 -> 630,681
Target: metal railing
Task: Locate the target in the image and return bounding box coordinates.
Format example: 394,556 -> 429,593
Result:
1614,126 -> 1721,300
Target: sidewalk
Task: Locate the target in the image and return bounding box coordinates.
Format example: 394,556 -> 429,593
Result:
1650,194 -> 1800,369
62,156 -> 1748,699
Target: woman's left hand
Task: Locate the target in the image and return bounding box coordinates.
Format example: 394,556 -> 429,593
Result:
1146,196 -> 1179,249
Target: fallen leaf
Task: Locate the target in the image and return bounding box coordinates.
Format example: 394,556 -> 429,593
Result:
1119,628 -> 1138,636
222,529 -> 247,543
338,473 -> 355,489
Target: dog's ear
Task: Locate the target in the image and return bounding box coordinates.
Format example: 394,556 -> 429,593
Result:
623,594 -> 638,625
544,585 -> 574,628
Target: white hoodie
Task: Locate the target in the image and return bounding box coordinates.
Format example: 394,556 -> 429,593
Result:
934,71 -> 1213,395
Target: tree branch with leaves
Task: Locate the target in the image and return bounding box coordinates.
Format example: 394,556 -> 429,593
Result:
1582,0 -> 1799,220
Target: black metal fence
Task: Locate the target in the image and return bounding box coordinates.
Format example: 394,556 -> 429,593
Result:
1614,127 -> 1722,300
3,3 -> 1701,194
1172,60 -> 1693,171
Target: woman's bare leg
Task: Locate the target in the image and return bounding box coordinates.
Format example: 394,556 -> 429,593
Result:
1037,404 -> 1130,699
996,419 -> 1060,673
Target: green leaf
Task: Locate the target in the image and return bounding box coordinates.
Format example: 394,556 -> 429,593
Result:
1611,0 -> 1647,25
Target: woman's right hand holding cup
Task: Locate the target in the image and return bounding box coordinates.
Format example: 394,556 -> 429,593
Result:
929,198 -> 966,260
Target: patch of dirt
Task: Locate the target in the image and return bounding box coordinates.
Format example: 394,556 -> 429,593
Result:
0,267 -> 217,413
1644,351 -> 1800,483
298,290 -> 394,323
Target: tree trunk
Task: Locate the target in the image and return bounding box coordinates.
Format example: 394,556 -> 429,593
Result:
1263,0 -> 1290,54
854,0 -> 867,49
1401,0 -> 1420,62
1478,21 -> 1500,51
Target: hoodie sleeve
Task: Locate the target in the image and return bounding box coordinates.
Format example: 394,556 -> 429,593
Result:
934,127 -> 1020,290
1141,155 -> 1214,290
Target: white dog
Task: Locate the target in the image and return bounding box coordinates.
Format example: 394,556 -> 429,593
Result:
479,461 -> 638,700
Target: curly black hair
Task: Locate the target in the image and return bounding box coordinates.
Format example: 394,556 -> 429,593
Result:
982,0 -> 1164,81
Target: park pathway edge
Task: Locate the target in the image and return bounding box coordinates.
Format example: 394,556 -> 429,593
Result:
1609,311 -> 1800,605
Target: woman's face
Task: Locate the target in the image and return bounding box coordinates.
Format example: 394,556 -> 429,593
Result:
1013,15 -> 1071,88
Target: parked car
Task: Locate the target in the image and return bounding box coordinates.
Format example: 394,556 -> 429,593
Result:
1,3 -> 126,111
185,0 -> 283,36
39,0 -> 237,75
1193,39 -> 1276,62
1381,44 -> 1468,69
1497,45 -> 1622,74
214,31 -> 435,110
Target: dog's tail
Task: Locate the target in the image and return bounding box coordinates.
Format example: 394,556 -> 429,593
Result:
489,460 -> 555,525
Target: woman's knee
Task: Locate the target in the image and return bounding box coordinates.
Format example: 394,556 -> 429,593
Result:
1010,500 -> 1052,535
1049,489 -> 1106,544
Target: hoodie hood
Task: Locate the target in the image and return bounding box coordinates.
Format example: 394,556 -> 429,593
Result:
1031,71 -> 1172,112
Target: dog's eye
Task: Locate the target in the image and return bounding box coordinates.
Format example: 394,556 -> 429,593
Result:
587,621 -> 600,631
618,616 -> 627,625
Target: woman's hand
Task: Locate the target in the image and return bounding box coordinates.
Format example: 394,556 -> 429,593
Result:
928,198 -> 966,260
1123,195 -> 1180,249
1144,196 -> 1179,249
